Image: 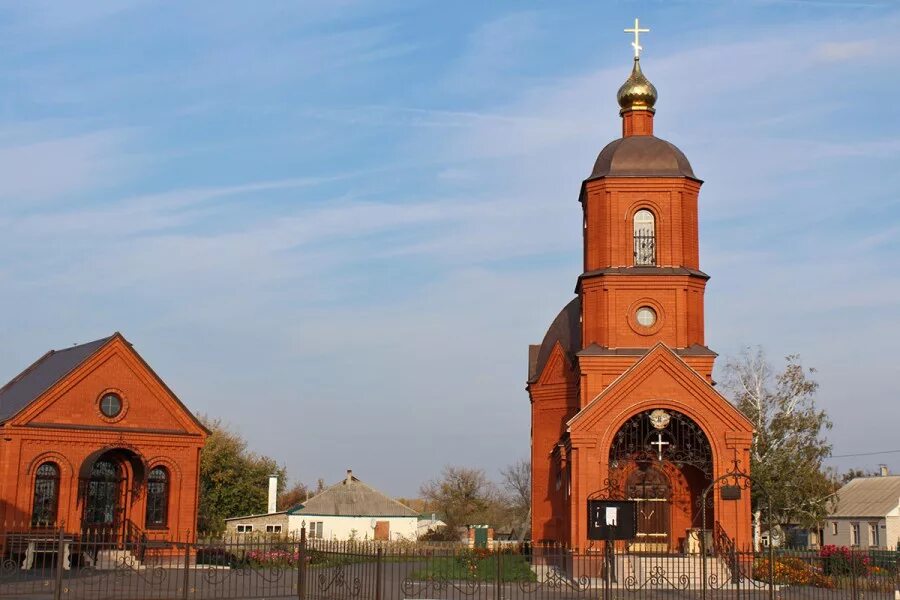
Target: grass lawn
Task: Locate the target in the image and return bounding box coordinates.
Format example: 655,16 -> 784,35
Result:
410,554 -> 537,582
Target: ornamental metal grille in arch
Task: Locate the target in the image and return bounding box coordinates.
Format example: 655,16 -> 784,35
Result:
633,229 -> 656,265
609,409 -> 713,478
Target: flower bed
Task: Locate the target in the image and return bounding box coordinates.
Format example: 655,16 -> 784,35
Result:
754,556 -> 833,588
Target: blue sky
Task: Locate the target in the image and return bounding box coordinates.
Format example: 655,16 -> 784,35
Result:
1,1 -> 898,496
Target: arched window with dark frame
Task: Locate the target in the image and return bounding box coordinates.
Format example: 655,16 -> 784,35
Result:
145,466 -> 169,528
633,209 -> 656,266
31,462 -> 60,528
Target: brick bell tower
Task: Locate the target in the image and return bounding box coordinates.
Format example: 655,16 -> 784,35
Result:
528,29 -> 753,550
577,53 -> 714,407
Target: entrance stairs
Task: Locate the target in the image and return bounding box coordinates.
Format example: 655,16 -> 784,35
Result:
618,554 -> 733,588
85,549 -> 143,570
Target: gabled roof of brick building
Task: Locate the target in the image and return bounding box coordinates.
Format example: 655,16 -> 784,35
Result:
0,333 -> 208,434
0,335 -> 114,422
288,471 -> 418,518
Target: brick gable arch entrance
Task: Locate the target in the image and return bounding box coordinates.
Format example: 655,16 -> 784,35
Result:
78,448 -> 146,539
608,409 -> 713,553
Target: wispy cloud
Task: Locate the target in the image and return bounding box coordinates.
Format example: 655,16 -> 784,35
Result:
0,129 -> 135,205
1,1 -> 899,491
814,40 -> 876,61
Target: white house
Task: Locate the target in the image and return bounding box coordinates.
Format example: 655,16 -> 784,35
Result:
287,470 -> 419,541
226,470 -> 419,541
824,468 -> 900,550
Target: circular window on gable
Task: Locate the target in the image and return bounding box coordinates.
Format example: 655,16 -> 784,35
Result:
636,306 -> 657,328
99,393 -> 123,418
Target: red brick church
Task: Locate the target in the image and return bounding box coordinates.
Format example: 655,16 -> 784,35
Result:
528,49 -> 754,552
0,333 -> 207,542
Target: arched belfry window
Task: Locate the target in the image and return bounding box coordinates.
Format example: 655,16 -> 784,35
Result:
145,467 -> 169,528
633,209 -> 656,266
31,462 -> 60,527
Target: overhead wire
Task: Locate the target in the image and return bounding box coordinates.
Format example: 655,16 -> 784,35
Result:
824,449 -> 900,459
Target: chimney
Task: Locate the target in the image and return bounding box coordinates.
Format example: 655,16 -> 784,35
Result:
879,464 -> 889,477
345,469 -> 353,484
268,474 -> 278,513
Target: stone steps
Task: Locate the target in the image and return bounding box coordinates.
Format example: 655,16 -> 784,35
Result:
88,549 -> 142,570
621,554 -> 734,588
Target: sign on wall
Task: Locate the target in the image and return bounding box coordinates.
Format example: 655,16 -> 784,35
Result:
587,500 -> 638,540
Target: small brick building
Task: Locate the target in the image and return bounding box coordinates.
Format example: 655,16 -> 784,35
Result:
0,333 -> 207,543
528,55 -> 754,552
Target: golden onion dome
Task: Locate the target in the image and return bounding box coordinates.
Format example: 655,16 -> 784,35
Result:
617,57 -> 657,114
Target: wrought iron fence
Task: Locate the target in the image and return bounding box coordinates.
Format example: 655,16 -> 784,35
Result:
0,526 -> 897,599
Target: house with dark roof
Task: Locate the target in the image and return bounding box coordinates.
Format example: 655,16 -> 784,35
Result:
824,468 -> 900,550
0,333 -> 207,545
226,470 -> 419,541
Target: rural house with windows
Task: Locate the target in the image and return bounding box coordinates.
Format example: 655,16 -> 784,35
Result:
824,469 -> 900,550
0,333 -> 207,544
226,470 -> 419,541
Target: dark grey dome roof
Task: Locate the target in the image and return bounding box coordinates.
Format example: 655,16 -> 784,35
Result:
530,297 -> 581,383
590,136 -> 695,180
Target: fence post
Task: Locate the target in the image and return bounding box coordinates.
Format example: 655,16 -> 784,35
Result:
494,549 -> 501,600
767,539 -> 775,600
603,542 -> 611,600
183,537 -> 191,600
376,547 -> 384,600
700,535 -> 707,600
52,525 -> 65,600
297,526 -> 307,600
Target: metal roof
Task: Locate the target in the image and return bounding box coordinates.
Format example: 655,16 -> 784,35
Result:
830,476 -> 900,518
0,336 -> 113,422
588,136 -> 696,180
289,473 -> 418,518
529,297 -> 581,384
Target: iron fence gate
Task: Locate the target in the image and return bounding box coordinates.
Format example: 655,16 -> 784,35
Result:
0,528 -> 897,599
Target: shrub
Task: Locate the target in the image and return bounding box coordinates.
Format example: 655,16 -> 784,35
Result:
196,547 -> 247,568
819,545 -> 870,576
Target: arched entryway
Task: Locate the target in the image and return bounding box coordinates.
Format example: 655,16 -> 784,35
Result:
78,448 -> 146,539
609,409 -> 713,552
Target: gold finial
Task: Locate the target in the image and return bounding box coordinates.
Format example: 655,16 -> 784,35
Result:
617,59 -> 657,114
624,18 -> 649,59
617,18 -> 657,115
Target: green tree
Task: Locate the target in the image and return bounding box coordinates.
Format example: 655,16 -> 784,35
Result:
722,348 -> 835,548
198,417 -> 285,534
420,466 -> 496,536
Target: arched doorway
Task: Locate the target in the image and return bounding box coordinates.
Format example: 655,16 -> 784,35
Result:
609,409 -> 713,552
78,448 -> 146,539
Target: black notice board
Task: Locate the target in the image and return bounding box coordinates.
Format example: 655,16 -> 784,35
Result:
587,500 -> 638,541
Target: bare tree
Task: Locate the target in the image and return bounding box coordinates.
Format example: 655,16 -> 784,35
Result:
500,459 -> 531,541
723,348 -> 834,549
840,468 -> 877,485
278,481 -> 310,511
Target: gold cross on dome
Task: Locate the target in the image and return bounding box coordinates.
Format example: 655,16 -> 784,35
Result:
624,18 -> 650,58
